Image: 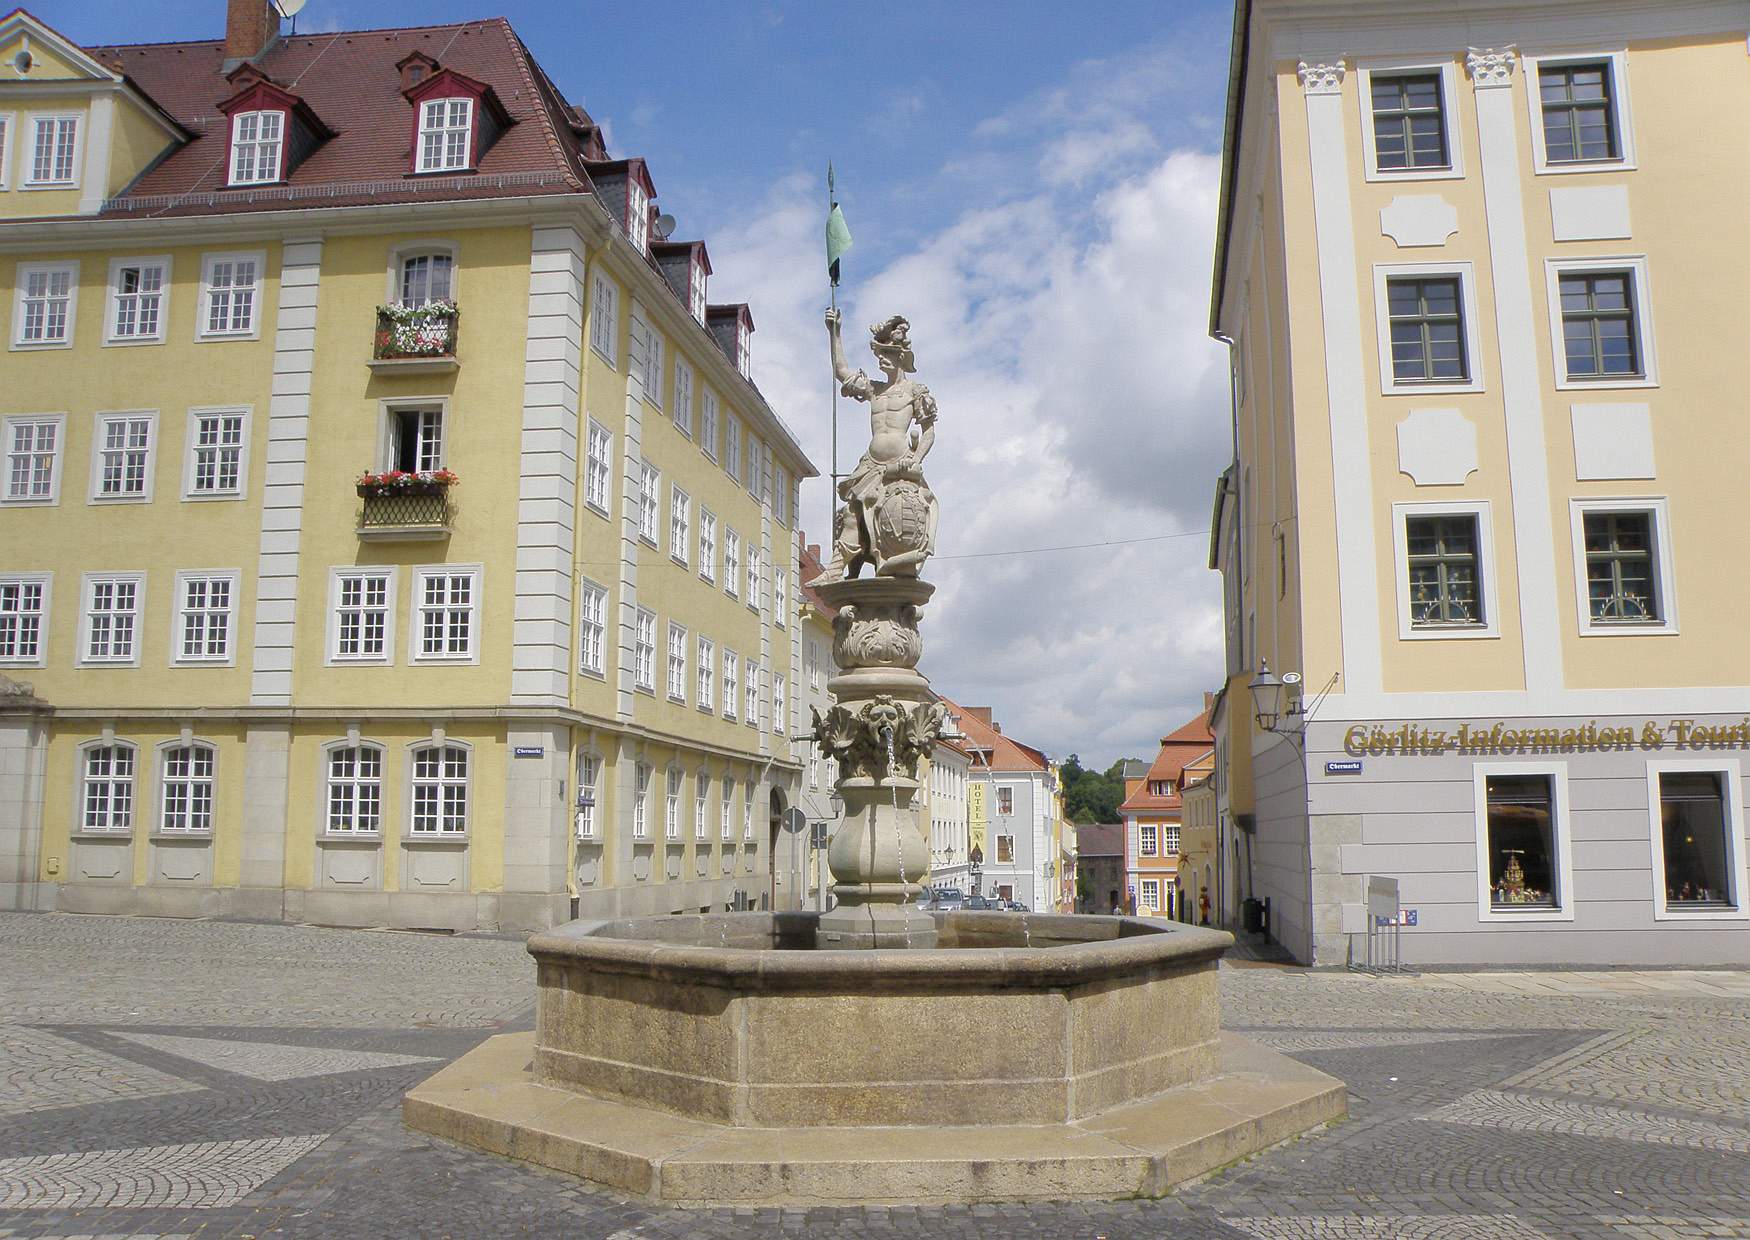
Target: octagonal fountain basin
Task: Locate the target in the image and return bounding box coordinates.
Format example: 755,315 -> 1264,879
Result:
404,912 -> 1346,1206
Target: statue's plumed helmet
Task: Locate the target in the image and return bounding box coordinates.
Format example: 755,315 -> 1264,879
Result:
869,315 -> 916,372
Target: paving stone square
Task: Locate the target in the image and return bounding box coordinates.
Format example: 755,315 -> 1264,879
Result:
1,910 -> 1747,1238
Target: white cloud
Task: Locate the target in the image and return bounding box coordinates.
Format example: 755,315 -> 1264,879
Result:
705,63 -> 1231,770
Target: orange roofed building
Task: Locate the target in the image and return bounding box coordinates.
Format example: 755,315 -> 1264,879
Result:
1120,702 -> 1215,919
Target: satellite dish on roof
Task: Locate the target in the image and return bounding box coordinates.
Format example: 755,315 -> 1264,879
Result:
653,213 -> 677,241
272,0 -> 307,15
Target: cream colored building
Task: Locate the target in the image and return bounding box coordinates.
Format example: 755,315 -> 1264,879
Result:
923,732 -> 972,892
1210,0 -> 1750,964
0,5 -> 814,931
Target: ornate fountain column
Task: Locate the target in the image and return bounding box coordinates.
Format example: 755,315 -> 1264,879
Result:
810,311 -> 945,948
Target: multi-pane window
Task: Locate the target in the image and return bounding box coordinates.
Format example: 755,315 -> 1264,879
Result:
688,260 -> 707,323
638,461 -> 659,544
772,675 -> 786,736
627,177 -> 650,253
5,418 -> 59,501
1370,72 -> 1448,170
0,577 -> 47,663
1386,276 -> 1467,383
28,115 -> 77,185
575,751 -> 599,838
674,361 -> 694,436
388,407 -> 443,473
1164,825 -> 1181,854
160,744 -> 216,833
1582,511 -> 1661,625
643,330 -> 664,409
1140,878 -> 1160,910
722,650 -> 739,719
665,767 -> 682,840
175,574 -> 234,662
667,622 -> 688,702
699,509 -> 717,583
228,110 -> 283,184
743,433 -> 759,492
585,419 -> 613,513
775,467 -> 789,525
634,608 -> 656,691
1484,773 -> 1559,909
578,579 -> 607,675
94,414 -> 153,499
721,777 -> 734,840
1140,823 -> 1158,856
334,570 -> 391,660
743,785 -> 754,840
326,745 -> 383,834
1406,514 -> 1483,628
415,568 -> 476,659
695,773 -> 710,840
84,576 -> 141,663
670,486 -> 690,565
745,660 -> 760,727
589,273 -> 617,363
774,565 -> 788,627
746,547 -> 761,610
697,636 -> 715,711
1658,772 -> 1736,909
724,529 -> 741,598
16,264 -> 74,345
416,98 -> 473,172
399,253 -> 453,305
109,260 -> 167,341
1559,271 -> 1641,379
725,418 -> 741,483
633,762 -> 651,839
202,255 -> 259,336
736,319 -> 751,379
189,411 -> 245,496
807,640 -> 820,691
82,743 -> 134,832
701,390 -> 719,460
1538,61 -> 1618,163
997,786 -> 1014,815
410,744 -> 469,834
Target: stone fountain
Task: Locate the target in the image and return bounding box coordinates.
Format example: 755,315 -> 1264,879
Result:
403,308 -> 1344,1205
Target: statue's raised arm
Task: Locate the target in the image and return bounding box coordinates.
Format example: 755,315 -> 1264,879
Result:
825,308 -> 872,402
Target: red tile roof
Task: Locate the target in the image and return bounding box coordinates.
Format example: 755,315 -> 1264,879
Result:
937,696 -> 1048,773
1117,708 -> 1215,815
1075,823 -> 1126,858
796,535 -> 837,619
86,18 -> 599,217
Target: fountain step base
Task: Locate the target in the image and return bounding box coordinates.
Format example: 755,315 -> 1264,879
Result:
815,901 -> 938,950
403,1030 -> 1345,1206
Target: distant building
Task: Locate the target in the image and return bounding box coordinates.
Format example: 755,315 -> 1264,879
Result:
923,731 -> 972,892
786,538 -> 840,910
940,698 -> 1061,910
1119,707 -> 1215,919
1075,822 -> 1126,914
1179,763 -> 1218,926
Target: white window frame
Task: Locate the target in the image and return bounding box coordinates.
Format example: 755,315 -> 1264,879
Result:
725,418 -> 741,485
664,765 -> 682,840
774,467 -> 789,527
227,109 -> 284,186
772,674 -> 786,736
415,96 -> 474,174
643,327 -> 665,410
670,485 -> 690,566
633,761 -> 651,840
88,411 -> 156,504
1391,500 -> 1501,640
667,621 -> 688,703
181,406 -> 250,501
327,568 -> 396,665
634,607 -> 656,693
673,359 -> 694,436
1140,823 -> 1157,856
589,270 -> 618,365
380,399 -> 447,473
78,739 -> 136,834
410,565 -> 481,663
627,176 -> 650,254
12,260 -> 77,349
1372,261 -> 1485,396
1568,497 -> 1677,637
773,564 -> 788,628
575,749 -> 601,839
0,114 -> 12,191
1543,255 -> 1658,390
170,569 -> 240,666
688,258 -> 707,323
697,635 -> 715,712
1472,761 -> 1576,923
736,318 -> 751,379
743,782 -> 755,840
1524,49 -> 1636,175
197,251 -> 265,341
3,413 -> 65,505
391,244 -> 457,307
23,112 -> 79,188
695,770 -> 710,840
79,572 -> 145,667
722,650 -> 739,720
1644,758 -> 1748,923
0,571 -> 50,666
156,740 -> 217,835
1355,59 -> 1465,183
638,460 -> 659,545
1165,824 -> 1181,855
701,389 -> 719,461
584,418 -> 613,517
324,741 -> 385,837
408,739 -> 471,837
721,777 -> 735,841
746,546 -> 761,613
745,660 -> 760,728
997,785 -> 1015,816
699,508 -> 717,583
1140,878 -> 1161,910
724,529 -> 741,598
105,256 -> 170,345
577,578 -> 608,677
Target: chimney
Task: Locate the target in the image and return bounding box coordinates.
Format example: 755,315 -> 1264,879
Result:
1203,691 -> 1214,713
225,0 -> 279,66
965,707 -> 993,725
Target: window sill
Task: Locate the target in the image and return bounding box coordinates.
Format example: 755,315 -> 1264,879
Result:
70,830 -> 134,842
102,336 -> 167,349
20,182 -> 79,192
1400,626 -> 1500,641
403,833 -> 469,846
1480,905 -> 1575,923
150,832 -> 214,843
1554,374 -> 1657,392
1653,905 -> 1747,923
170,658 -> 237,669
1380,378 -> 1484,397
670,555 -> 688,569
88,494 -> 152,506
580,667 -> 607,680
9,339 -> 74,351
0,496 -> 58,507
1534,158 -> 1637,177
1577,622 -> 1679,638
320,833 -> 382,844
1364,166 -> 1463,184
366,355 -> 459,377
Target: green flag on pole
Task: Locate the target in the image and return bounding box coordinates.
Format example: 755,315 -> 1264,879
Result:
826,203 -> 853,285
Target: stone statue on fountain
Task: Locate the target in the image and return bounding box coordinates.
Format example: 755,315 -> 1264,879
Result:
811,307 -> 948,947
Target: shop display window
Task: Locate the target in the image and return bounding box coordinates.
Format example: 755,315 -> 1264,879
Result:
1659,772 -> 1735,908
1485,774 -> 1558,909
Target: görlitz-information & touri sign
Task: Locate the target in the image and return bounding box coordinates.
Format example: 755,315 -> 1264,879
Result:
1341,719 -> 1750,758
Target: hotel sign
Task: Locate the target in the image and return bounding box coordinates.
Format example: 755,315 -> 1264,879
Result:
967,782 -> 988,856
1343,719 -> 1750,758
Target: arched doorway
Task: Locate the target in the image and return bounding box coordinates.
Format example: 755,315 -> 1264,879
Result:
768,786 -> 790,912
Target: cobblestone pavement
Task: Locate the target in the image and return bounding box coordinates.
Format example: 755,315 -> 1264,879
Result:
2,910 -> 1747,1238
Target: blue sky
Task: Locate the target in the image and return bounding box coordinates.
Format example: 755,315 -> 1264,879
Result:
62,0 -> 1241,768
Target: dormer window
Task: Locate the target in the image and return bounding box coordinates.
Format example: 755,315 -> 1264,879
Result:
418,99 -> 474,173
689,258 -> 707,323
736,318 -> 751,378
228,110 -> 283,185
627,177 -> 649,253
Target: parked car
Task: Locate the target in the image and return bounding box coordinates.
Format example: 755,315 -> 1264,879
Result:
964,894 -> 1001,911
931,888 -> 965,911
1003,900 -> 1031,913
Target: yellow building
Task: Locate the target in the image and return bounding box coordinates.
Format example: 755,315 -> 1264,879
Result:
1210,0 -> 1750,965
0,5 -> 815,931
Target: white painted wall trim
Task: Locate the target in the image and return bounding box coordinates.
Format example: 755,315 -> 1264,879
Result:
1643,758 -> 1749,923
1470,760 -> 1576,924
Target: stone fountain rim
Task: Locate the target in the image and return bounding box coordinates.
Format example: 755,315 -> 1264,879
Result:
526,911 -> 1231,992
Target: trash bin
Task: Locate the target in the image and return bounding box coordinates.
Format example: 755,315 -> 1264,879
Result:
1241,897 -> 1265,934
